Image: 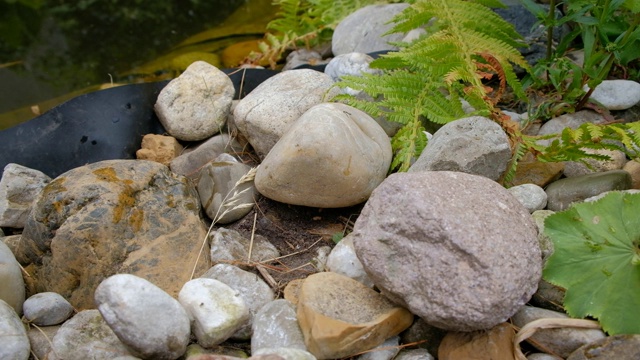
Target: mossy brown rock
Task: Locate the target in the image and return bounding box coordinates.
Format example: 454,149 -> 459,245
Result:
296,272 -> 413,359
15,160 -> 209,309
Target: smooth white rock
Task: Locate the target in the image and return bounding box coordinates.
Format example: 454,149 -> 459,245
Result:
324,52 -> 380,95
584,79 -> 640,110
94,274 -> 191,360
0,299 -> 29,360
356,336 -> 400,360
395,349 -> 435,360
326,234 -> 374,287
23,292 -> 74,326
251,299 -> 307,352
210,227 -> 279,267
0,240 -> 25,314
0,163 -> 50,228
179,278 -> 250,347
507,183 -> 548,212
253,347 -> 317,360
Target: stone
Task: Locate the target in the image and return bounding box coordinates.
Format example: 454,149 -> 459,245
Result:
155,61 -> 234,141
566,334 -> 640,360
15,160 -> 209,309
23,292 -> 74,326
512,153 -> 564,187
408,116 -> 512,181
332,4 -> 410,55
584,79 -> 640,110
0,163 -> 50,228
169,133 -> 245,180
283,278 -> 304,305
356,336 -> 400,360
210,227 -> 279,268
297,272 -> 413,359
0,240 -> 25,314
530,279 -> 566,314
201,264 -> 274,340
197,154 -> 255,224
324,52 -> 381,95
352,171 -> 541,331
395,349 -> 435,360
399,317 -> 448,357
233,69 -> 339,158
179,278 -> 250,347
47,309 -> 134,360
251,299 -> 307,353
94,274 -> 191,360
183,343 -> 249,359
28,324 -> 60,360
253,348 -> 317,360
282,49 -> 329,71
511,306 -> 606,358
527,354 -> 563,360
507,183 -> 548,212
325,234 -> 374,287
0,299 -> 29,360
544,170 -> 632,211
136,134 -> 184,166
438,323 -> 516,360
563,148 -> 627,177
537,110 -> 608,138
531,210 -> 555,262
623,160 -> 640,189
255,103 -> 392,208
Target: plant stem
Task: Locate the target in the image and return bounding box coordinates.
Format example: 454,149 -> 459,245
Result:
546,0 -> 556,64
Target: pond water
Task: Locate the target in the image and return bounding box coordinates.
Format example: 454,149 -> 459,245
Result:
0,0 -> 276,129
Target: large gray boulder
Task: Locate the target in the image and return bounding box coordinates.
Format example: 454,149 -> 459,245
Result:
15,159 -> 209,309
352,171 -> 541,331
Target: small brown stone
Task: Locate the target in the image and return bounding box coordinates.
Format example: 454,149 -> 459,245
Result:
512,153 -> 564,187
438,323 -> 516,360
283,278 -> 304,305
136,134 -> 183,166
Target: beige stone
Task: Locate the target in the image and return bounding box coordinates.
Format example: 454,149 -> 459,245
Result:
136,134 -> 183,166
623,160 -> 640,189
283,278 -> 304,305
512,153 -> 564,187
297,272 -> 413,359
438,323 -> 516,360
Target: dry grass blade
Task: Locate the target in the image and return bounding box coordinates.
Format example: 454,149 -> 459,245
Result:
513,318 -> 602,360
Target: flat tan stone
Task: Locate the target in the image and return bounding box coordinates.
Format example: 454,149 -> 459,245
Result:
438,322 -> 516,360
512,153 -> 564,187
297,272 -> 413,359
283,278 -> 304,305
136,134 -> 183,166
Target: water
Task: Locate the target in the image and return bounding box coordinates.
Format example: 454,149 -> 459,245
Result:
0,0 -> 275,129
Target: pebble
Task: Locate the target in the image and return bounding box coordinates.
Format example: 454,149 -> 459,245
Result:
197,153 -> 256,224
0,240 -> 25,314
209,227 -> 280,268
253,348 -> 317,360
325,234 -> 374,287
135,134 -> 183,166
563,148 -> 627,177
233,69 -> 340,158
395,349 -> 435,360
201,263 -> 275,340
438,322 -> 515,360
155,61 -> 234,141
566,334 -> 640,360
527,354 -> 563,360
511,305 -> 606,358
324,52 -> 381,95
179,278 -> 250,347
531,210 -> 555,261
251,299 -> 307,353
399,317 -> 447,357
23,292 -> 74,326
282,49 -> 329,71
537,110 -> 608,137
507,183 -> 548,212
169,133 -> 245,180
0,299 -> 30,360
622,159 -> 640,188
332,4 -> 410,55
0,163 -> 50,228
94,274 -> 191,360
544,169 -> 632,211
356,336 -> 400,360
28,324 -> 60,360
530,279 -> 566,313
584,79 -> 640,110
352,171 -> 541,331
254,102 -> 392,208
296,272 -> 413,359
512,153 -> 564,187
47,309 -> 134,360
408,116 -> 512,181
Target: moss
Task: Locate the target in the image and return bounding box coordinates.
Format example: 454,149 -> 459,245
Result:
129,208 -> 144,232
92,167 -> 119,182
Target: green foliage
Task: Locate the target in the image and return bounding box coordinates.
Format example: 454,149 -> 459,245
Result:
543,191 -> 640,335
336,0 -> 529,171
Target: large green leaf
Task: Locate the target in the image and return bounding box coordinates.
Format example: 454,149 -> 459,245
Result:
543,191 -> 640,335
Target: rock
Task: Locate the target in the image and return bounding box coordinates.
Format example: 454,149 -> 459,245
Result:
47,309 -> 134,360
512,153 -> 564,187
296,272 -> 413,359
251,299 -> 307,352
15,160 -> 209,309
0,299 -> 29,360
169,133 -> 245,180
253,348 -> 317,360
197,154 -> 255,224
399,317 -> 448,357
28,324 -> 60,360
233,69 -> 339,158
200,264 -> 274,340
183,343 -> 249,359
95,274 -> 191,360
0,240 -> 25,314
544,170 -> 632,211
255,103 -> 392,208
210,227 -> 279,268
511,306 -> 606,358
563,148 -> 627,177
352,171 -> 541,331
584,189 -> 640,202
408,116 -> 512,181
179,278 -> 250,347
531,210 -> 555,261
332,4 -> 410,55
0,163 -> 50,228
622,160 -> 640,188
438,323 -> 516,360
356,336 -> 400,360
566,334 -> 640,360
282,49 -> 329,71
507,183 -> 548,212
530,279 -> 566,314
324,52 -> 381,95
310,246 -> 331,272
325,234 -> 374,287
23,292 -> 74,326
584,80 -> 640,110
395,349 -> 435,360
537,110 -> 608,137
527,354 -> 562,360
136,134 -> 184,166
155,61 -> 234,141
283,278 -> 304,305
